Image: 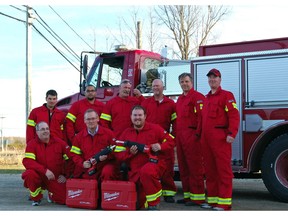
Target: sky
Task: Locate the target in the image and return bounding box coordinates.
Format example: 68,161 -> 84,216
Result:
1,1 -> 288,138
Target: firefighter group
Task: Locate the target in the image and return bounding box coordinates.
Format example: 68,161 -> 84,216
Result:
22,68 -> 240,211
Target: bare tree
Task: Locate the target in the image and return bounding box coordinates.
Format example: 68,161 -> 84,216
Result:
146,6 -> 161,52
155,5 -> 231,59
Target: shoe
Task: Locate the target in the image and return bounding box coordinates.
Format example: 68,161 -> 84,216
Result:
200,203 -> 213,209
164,196 -> 175,203
184,201 -> 200,206
32,200 -> 41,206
147,205 -> 160,210
212,207 -> 225,211
176,198 -> 186,204
47,192 -> 53,203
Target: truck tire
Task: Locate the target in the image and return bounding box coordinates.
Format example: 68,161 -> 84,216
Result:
261,134 -> 288,202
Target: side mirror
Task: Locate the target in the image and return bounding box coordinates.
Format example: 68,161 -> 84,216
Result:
83,55 -> 88,79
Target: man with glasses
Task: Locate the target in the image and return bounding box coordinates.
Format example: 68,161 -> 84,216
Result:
66,84 -> 104,145
22,121 -> 74,206
100,79 -> 144,138
26,89 -> 66,143
70,109 -> 120,180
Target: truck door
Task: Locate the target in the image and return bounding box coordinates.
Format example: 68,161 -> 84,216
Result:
192,59 -> 243,166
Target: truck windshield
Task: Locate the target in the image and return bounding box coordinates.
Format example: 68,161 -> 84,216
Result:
86,55 -> 124,88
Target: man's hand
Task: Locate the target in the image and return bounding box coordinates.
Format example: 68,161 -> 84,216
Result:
133,89 -> 142,98
57,175 -> 66,183
151,143 -> 161,152
45,169 -> 55,180
130,145 -> 138,155
83,160 -> 92,168
226,135 -> 235,143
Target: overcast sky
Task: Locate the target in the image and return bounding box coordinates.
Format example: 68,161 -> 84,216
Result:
1,1 -> 288,137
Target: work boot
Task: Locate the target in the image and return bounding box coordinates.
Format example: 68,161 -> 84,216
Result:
32,200 -> 41,206
164,196 -> 175,203
147,205 -> 160,210
176,198 -> 186,204
200,203 -> 213,209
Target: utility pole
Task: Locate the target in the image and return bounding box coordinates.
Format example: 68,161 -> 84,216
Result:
26,6 -> 33,121
137,21 -> 142,49
0,116 -> 5,152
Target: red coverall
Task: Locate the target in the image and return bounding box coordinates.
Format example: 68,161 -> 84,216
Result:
22,136 -> 74,204
141,96 -> 177,198
201,86 -> 240,210
66,98 -> 104,144
26,104 -> 66,143
100,95 -> 144,138
70,126 -> 120,181
176,88 -> 206,204
117,122 -> 175,208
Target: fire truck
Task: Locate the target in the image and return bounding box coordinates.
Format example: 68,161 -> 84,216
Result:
56,38 -> 288,202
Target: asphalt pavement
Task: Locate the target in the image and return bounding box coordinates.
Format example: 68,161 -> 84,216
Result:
1,174 -> 288,212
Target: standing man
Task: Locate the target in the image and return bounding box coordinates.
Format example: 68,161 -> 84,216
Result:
66,84 -> 104,145
141,79 -> 177,203
100,79 -> 144,138
26,89 -> 66,143
22,121 -> 74,206
175,73 -> 206,206
117,105 -> 175,210
70,109 -> 120,181
201,68 -> 240,211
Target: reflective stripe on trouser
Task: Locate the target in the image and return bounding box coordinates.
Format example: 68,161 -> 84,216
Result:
161,148 -> 177,197
202,128 -> 233,209
176,130 -> 205,203
22,169 -> 67,204
139,161 -> 166,207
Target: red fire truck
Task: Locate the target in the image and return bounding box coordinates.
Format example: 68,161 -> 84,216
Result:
57,38 -> 288,202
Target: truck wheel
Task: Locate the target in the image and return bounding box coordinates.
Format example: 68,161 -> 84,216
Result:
261,134 -> 288,202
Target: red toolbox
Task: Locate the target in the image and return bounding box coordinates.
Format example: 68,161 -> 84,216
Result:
66,178 -> 98,209
101,180 -> 137,210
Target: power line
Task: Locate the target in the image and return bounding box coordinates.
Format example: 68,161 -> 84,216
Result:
49,5 -> 95,51
0,11 -> 25,23
9,5 -> 26,13
32,8 -> 81,62
32,24 -> 80,73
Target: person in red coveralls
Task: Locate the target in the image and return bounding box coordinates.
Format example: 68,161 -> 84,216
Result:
66,84 -> 104,145
141,79 -> 177,203
70,109 -> 120,181
175,73 -> 206,207
22,121 -> 74,206
200,68 -> 240,211
100,79 -> 144,138
116,105 -> 175,210
26,89 -> 66,143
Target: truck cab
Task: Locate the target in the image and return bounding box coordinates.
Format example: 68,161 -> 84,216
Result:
56,47 -> 163,112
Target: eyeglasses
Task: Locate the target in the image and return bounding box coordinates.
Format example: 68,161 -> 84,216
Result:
37,127 -> 49,132
85,117 -> 97,121
86,90 -> 96,93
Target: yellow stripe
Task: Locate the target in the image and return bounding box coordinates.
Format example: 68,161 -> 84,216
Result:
218,197 -> 232,205
25,152 -> 36,160
114,146 -> 127,152
66,113 -> 76,123
232,102 -> 238,110
27,119 -> 36,127
100,113 -> 112,121
63,154 -> 69,160
162,190 -> 176,196
30,186 -> 42,198
183,191 -> 190,199
70,146 -> 82,155
207,196 -> 218,204
171,112 -> 177,121
146,189 -> 162,202
190,193 -> 206,201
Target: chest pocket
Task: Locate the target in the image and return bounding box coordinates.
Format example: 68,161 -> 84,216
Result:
208,102 -> 219,118
182,101 -> 193,117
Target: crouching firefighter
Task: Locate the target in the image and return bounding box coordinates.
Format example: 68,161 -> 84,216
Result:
115,105 -> 175,210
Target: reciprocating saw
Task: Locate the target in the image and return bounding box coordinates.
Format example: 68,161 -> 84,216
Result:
88,145 -> 116,176
115,140 -> 158,163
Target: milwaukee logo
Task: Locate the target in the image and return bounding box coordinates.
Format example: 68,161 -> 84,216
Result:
68,189 -> 83,198
104,192 -> 120,201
